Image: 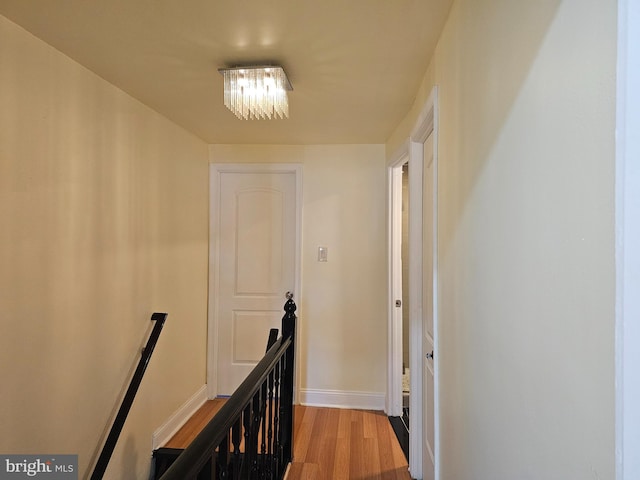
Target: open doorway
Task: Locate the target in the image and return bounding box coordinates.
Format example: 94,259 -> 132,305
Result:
388,153 -> 411,461
401,163 -> 411,435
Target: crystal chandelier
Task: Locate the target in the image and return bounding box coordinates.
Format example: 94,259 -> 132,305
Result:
218,65 -> 292,120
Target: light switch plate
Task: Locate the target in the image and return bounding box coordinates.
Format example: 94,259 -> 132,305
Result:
318,246 -> 328,262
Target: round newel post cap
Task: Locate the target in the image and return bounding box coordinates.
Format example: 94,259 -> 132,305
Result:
284,292 -> 296,315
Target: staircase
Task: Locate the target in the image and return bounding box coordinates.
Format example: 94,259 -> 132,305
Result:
151,294 -> 297,480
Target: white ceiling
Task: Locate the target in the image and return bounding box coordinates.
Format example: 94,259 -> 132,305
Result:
0,0 -> 452,144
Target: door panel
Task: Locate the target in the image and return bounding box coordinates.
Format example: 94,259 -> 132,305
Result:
215,170 -> 297,395
232,310 -> 282,363
235,189 -> 284,295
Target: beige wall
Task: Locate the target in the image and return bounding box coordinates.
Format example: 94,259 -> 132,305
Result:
209,145 -> 388,399
0,16 -> 209,479
388,0 -> 616,478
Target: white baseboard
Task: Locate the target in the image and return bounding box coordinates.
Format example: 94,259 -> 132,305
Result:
298,388 -> 385,411
152,385 -> 208,450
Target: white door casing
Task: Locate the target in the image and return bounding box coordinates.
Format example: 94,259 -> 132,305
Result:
616,2 -> 640,479
208,163 -> 302,398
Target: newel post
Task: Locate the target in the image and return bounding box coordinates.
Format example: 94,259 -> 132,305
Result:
280,292 -> 296,466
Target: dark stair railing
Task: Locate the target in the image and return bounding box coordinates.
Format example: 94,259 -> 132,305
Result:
90,312 -> 168,480
156,294 -> 297,480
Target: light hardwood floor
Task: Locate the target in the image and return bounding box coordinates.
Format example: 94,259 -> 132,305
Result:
164,398 -> 227,449
164,401 -> 412,479
287,406 -> 411,480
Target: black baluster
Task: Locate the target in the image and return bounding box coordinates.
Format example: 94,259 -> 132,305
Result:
250,392 -> 261,479
272,358 -> 281,476
215,433 -> 229,480
267,367 -> 274,480
260,378 -> 268,479
231,419 -> 242,479
240,404 -> 252,478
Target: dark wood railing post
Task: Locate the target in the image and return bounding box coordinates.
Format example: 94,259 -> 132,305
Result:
279,292 -> 296,467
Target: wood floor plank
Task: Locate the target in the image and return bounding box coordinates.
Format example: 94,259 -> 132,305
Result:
363,409 -> 378,439
337,408 -> 351,439
299,463 -> 320,480
304,408 -> 328,464
287,462 -> 305,479
164,398 -> 227,449
364,437 -> 382,479
348,414 -> 365,479
319,408 -> 340,479
293,405 -> 307,440
375,412 -> 400,480
292,405 -> 317,462
331,437 -> 351,480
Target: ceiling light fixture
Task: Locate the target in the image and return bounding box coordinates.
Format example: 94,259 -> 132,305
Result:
218,65 -> 292,120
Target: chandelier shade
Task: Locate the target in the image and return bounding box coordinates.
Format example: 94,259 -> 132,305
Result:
218,65 -> 292,120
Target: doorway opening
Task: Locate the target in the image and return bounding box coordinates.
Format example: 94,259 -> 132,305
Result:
388,160 -> 411,460
401,162 -> 410,436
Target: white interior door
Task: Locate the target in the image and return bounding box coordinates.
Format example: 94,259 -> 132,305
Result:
422,133 -> 436,480
406,86 -> 438,479
212,166 -> 298,395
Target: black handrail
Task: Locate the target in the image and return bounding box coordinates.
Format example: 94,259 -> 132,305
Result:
159,295 -> 296,480
91,312 -> 168,480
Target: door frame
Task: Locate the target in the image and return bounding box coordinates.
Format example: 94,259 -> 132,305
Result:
616,2 -> 640,479
207,163 -> 303,400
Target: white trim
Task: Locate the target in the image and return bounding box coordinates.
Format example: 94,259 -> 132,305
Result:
616,2 -> 640,480
152,385 -> 208,450
410,95 -> 436,144
388,139 -> 411,168
298,389 -> 386,411
408,86 -> 439,480
432,88 -> 440,480
387,142 -> 409,417
207,163 -> 303,402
